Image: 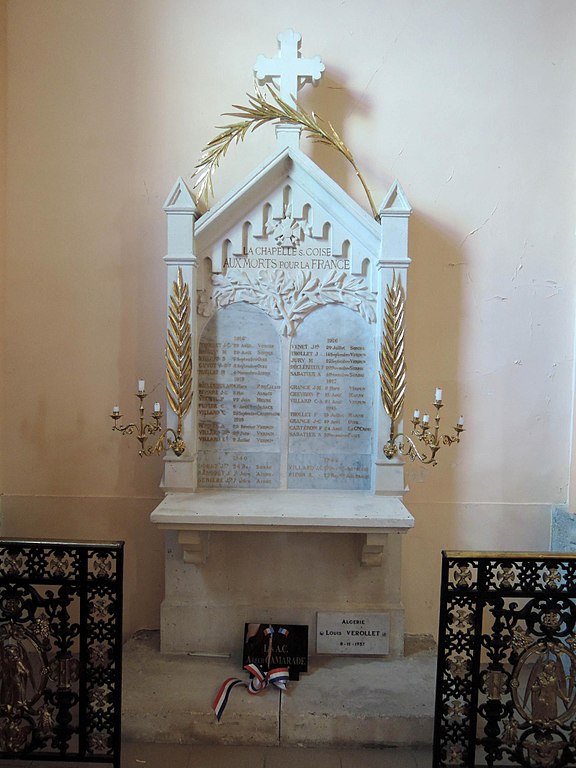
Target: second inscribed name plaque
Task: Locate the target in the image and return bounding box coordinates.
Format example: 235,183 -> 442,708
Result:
288,304 -> 373,490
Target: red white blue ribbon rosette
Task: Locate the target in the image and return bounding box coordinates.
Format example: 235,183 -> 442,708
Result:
212,662 -> 289,722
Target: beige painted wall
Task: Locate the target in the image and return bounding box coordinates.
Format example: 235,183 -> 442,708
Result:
2,0 -> 576,639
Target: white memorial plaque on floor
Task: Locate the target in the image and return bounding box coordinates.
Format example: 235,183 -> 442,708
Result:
316,612 -> 390,655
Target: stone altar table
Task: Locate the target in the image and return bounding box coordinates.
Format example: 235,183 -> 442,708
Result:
153,490 -> 413,656
153,489 -> 411,527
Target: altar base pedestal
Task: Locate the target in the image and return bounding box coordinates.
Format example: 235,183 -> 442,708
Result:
151,491 -> 414,658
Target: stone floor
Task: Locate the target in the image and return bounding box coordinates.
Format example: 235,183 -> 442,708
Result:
122,631 -> 437,748
11,742 -> 433,768
2,631 -> 437,767
125,742 -> 434,767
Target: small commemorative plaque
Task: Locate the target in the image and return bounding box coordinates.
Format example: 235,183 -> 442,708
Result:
316,612 -> 390,656
243,623 -> 308,680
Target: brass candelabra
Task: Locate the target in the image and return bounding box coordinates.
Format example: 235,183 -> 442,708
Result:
109,267 -> 192,458
380,272 -> 465,467
383,389 -> 465,466
110,380 -> 186,457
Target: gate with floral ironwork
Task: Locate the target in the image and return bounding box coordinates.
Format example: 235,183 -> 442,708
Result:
433,551 -> 576,768
0,538 -> 123,767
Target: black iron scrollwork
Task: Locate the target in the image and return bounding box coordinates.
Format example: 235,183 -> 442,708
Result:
0,539 -> 123,768
434,552 -> 576,768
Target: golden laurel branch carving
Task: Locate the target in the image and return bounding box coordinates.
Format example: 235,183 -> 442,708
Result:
380,272 -> 406,426
192,86 -> 380,222
166,267 -> 192,433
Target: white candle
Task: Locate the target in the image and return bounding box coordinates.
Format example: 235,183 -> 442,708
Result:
112,406 -> 120,415
413,409 -> 420,419
154,402 -> 161,413
138,379 -> 145,393
422,413 -> 430,425
458,415 -> 465,426
435,388 -> 443,402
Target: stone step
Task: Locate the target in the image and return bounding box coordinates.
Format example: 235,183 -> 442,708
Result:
122,631 -> 437,748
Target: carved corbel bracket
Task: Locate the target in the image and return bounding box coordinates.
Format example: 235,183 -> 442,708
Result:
178,531 -> 210,565
361,533 -> 389,567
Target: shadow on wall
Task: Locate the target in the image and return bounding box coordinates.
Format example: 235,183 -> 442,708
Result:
304,67 -> 466,503
284,68 -> 467,635
300,70 -> 374,207
311,77 -> 465,637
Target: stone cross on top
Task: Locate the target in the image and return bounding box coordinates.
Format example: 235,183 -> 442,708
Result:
254,30 -> 325,150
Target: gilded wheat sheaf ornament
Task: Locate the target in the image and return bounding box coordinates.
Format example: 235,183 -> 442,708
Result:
166,267 -> 193,430
380,273 -> 407,425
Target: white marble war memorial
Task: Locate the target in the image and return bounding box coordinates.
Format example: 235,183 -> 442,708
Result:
151,30 -> 415,658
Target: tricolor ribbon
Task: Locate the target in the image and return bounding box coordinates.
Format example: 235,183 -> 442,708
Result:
212,663 -> 289,722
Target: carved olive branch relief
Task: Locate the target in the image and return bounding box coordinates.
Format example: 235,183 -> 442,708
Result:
198,269 -> 376,336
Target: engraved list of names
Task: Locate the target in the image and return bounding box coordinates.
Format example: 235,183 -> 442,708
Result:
288,304 -> 373,490
198,303 -> 281,488
198,303 -> 374,491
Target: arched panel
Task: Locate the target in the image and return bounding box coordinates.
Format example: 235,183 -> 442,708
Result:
197,303 -> 281,489
288,304 -> 373,490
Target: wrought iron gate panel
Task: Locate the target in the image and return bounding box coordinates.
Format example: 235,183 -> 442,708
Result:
433,552 -> 576,768
0,539 -> 123,767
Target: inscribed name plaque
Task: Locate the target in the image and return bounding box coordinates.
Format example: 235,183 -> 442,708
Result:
316,612 -> 390,656
243,623 -> 308,681
288,304 -> 373,490
198,303 -> 281,488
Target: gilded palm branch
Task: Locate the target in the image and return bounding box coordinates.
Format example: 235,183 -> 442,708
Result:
166,268 -> 192,432
192,86 -> 380,221
380,273 -> 407,431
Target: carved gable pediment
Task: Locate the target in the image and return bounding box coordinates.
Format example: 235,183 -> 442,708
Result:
195,147 -> 380,277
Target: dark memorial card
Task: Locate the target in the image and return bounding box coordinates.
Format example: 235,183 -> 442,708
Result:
243,623 -> 308,681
